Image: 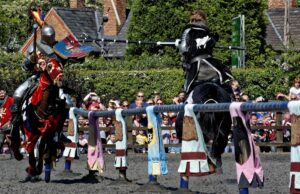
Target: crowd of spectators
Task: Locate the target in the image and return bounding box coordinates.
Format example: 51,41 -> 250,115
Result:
73,77 -> 298,155
68,90 -> 185,155
2,77 -> 299,155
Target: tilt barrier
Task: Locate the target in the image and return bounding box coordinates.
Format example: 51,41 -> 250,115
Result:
66,101 -> 299,193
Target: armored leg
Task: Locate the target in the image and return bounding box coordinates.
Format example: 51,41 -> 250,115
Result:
9,77 -> 36,160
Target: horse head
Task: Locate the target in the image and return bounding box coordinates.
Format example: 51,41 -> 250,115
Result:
45,59 -> 63,87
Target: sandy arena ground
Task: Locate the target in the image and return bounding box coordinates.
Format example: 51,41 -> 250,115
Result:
0,152 -> 290,194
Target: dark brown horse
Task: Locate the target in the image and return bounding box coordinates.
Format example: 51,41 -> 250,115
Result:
18,58 -> 67,182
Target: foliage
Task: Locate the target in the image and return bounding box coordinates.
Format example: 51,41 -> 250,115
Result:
126,0 -> 189,60
0,52 -> 297,104
0,52 -> 27,95
127,0 -> 268,67
232,67 -> 296,100
69,53 -> 181,71
64,67 -> 184,104
0,0 -> 69,52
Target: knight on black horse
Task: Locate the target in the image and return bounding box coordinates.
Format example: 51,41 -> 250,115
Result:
176,10 -> 233,173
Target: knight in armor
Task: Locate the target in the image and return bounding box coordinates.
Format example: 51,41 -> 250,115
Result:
9,25 -> 70,160
179,10 -> 233,96
176,10 -> 234,191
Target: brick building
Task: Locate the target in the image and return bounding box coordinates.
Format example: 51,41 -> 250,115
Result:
266,0 -> 300,51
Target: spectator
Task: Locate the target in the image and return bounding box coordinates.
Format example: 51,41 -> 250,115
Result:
106,133 -> 116,154
155,99 -> 164,106
78,116 -> 89,129
132,114 -> 144,128
172,91 -> 186,104
121,100 -> 130,109
277,77 -> 300,101
168,132 -> 181,154
146,99 -> 154,106
161,115 -> 171,153
98,117 -> 107,144
107,99 -> 119,110
88,101 -> 100,111
129,91 -> 148,109
153,91 -> 161,104
231,80 -> 241,101
282,112 -> 291,152
135,129 -> 148,153
78,131 -> 88,154
224,132 -> 234,153
259,128 -> 271,152
269,122 -> 277,152
241,94 -> 250,102
82,92 -> 105,110
250,113 -> 259,127
105,116 -> 114,128
132,99 -> 147,126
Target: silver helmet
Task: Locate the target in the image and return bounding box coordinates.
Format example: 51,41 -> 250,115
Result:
41,25 -> 56,46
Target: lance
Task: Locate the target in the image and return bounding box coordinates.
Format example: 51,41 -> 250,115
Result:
79,37 -> 245,50
31,24 -> 38,63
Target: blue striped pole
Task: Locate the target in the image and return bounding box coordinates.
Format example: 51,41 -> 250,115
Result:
74,102 -> 289,116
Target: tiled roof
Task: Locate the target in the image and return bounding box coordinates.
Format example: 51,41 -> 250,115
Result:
266,8 -> 300,51
54,7 -> 130,58
55,7 -> 102,40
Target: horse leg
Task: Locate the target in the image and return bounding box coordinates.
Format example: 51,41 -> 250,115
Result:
209,112 -> 232,174
7,124 -> 23,161
175,111 -> 184,142
19,152 -> 38,183
0,132 -> 4,154
43,136 -> 57,183
36,138 -> 46,175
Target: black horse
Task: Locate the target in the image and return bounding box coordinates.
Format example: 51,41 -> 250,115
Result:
176,81 -> 233,170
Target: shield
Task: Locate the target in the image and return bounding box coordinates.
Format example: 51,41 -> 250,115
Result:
53,34 -> 97,59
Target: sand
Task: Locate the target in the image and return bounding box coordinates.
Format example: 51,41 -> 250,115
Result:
0,152 -> 290,194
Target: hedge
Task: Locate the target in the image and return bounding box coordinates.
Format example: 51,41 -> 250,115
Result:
0,53 -> 297,104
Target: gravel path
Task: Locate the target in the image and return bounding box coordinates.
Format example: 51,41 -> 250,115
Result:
0,152 -> 290,194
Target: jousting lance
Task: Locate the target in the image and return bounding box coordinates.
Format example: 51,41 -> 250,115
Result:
80,37 -> 245,50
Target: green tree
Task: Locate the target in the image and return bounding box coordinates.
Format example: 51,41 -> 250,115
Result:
127,0 -> 268,67
0,0 -> 69,52
127,0 -> 189,60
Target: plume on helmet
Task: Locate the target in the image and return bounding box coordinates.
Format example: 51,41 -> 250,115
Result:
31,8 -> 45,27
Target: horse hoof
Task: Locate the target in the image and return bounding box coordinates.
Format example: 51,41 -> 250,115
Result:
14,153 -> 23,161
19,175 -> 33,183
31,176 -> 42,182
10,140 -> 23,161
45,177 -> 50,183
44,173 -> 51,183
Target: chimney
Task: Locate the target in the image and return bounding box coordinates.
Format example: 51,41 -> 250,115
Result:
103,0 -> 126,36
70,0 -> 85,9
268,0 -> 297,9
